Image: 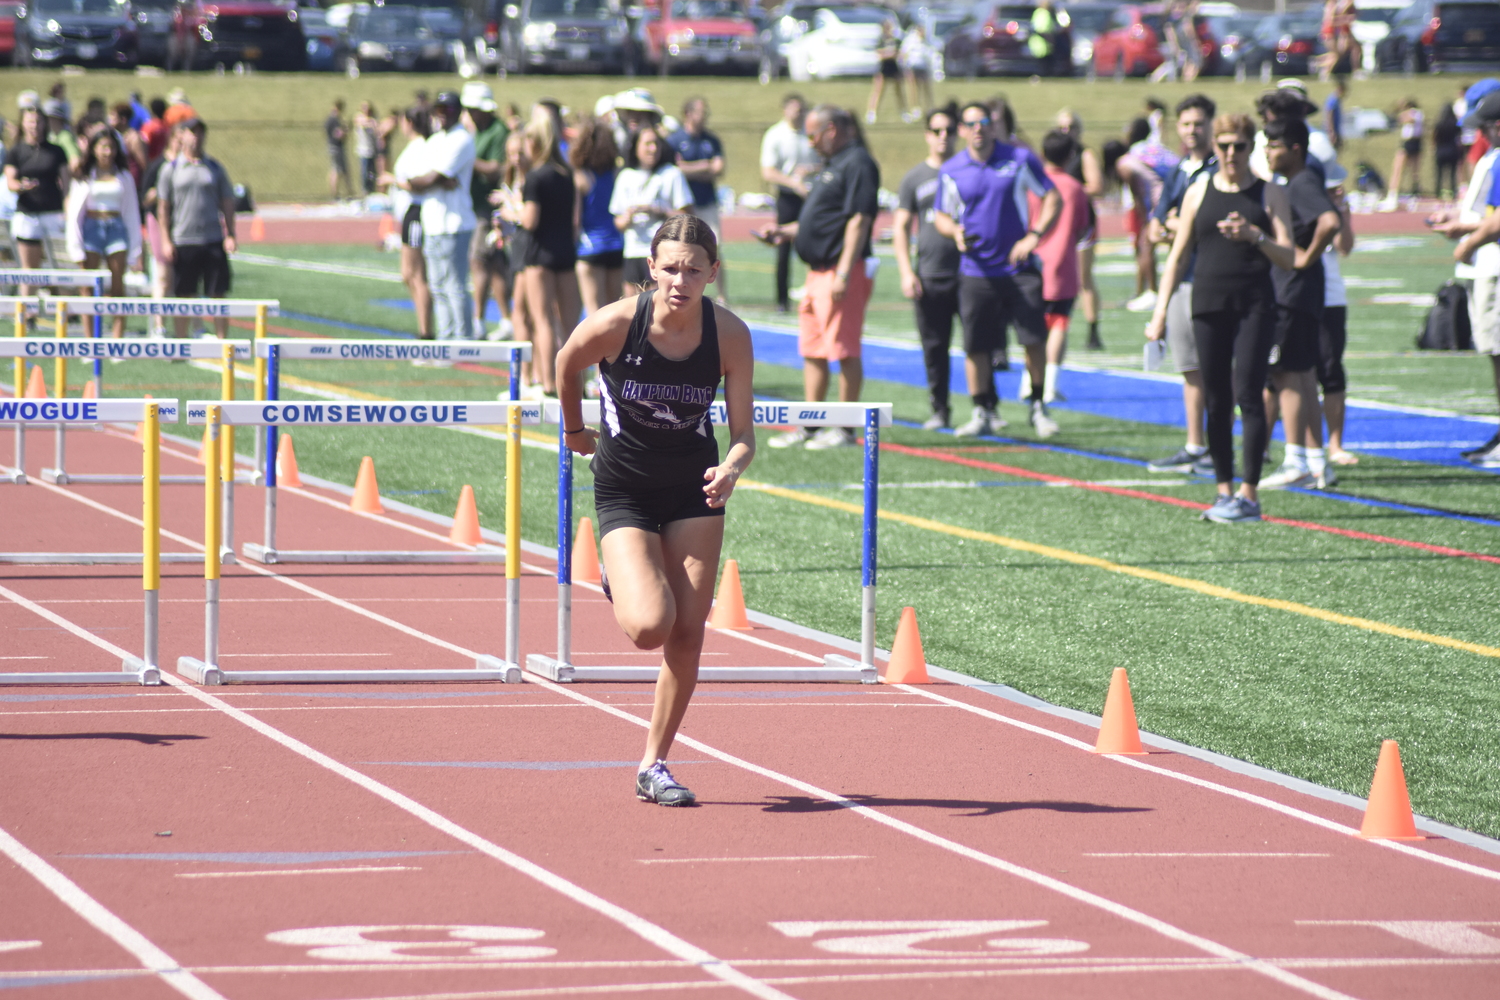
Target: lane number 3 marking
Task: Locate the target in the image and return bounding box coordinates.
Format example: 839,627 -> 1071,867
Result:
770,920 -> 1089,957
267,925 -> 557,962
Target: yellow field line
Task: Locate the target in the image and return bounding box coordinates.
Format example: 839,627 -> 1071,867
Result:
740,481 -> 1500,660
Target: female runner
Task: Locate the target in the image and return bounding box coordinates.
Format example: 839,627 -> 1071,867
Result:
556,214 -> 756,806
1146,113 -> 1295,524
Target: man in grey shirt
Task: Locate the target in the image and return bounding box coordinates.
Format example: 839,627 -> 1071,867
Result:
158,119 -> 237,338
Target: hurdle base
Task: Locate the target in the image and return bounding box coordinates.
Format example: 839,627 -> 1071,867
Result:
526,654 -> 878,684
474,655 -> 524,684
39,467 -> 68,484
178,656 -> 223,686
1,467 -> 27,484
241,543 -> 504,565
120,656 -> 162,686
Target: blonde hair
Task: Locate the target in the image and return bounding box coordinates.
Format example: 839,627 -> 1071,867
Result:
524,107 -> 567,173
502,130 -> 531,189
1211,112 -> 1255,144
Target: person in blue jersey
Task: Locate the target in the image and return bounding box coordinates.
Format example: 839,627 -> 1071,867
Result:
934,102 -> 1062,439
556,214 -> 756,807
571,119 -> 624,319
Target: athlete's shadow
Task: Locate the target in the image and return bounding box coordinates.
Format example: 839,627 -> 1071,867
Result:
748,795 -> 1151,818
0,732 -> 207,746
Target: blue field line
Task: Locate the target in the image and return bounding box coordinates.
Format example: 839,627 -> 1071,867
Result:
283,309 -> 418,340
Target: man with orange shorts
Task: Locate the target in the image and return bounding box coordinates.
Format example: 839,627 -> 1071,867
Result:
755,104 -> 880,450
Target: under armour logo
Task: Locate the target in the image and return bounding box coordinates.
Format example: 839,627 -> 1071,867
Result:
623,353 -> 643,365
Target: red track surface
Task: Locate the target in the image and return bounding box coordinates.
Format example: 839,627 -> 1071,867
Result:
3,427 -> 1500,1000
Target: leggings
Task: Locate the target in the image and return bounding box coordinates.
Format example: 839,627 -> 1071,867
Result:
1194,300 -> 1276,487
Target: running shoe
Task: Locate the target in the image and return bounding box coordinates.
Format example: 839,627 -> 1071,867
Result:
1205,495 -> 1262,524
1200,494 -> 1237,521
806,427 -> 856,450
1461,431 -> 1500,459
953,408 -> 993,438
1259,464 -> 1316,490
767,428 -> 811,449
636,760 -> 696,806
1470,441 -> 1500,468
1086,331 -> 1105,351
1147,447 -> 1204,473
1029,401 -> 1059,440
1124,290 -> 1158,313
1192,454 -> 1216,476
1314,466 -> 1338,489
921,410 -> 950,431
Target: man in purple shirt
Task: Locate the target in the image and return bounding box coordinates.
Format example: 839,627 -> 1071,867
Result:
936,102 -> 1062,438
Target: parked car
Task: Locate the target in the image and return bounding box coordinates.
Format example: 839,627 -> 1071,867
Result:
15,0 -> 137,68
500,0 -> 630,74
1062,1 -> 1116,74
781,3 -> 890,81
944,2 -> 1074,78
1247,10 -> 1324,78
0,0 -> 22,62
1090,3 -> 1163,78
758,0 -> 857,79
1200,12 -> 1263,79
128,0 -> 174,63
903,1 -> 966,80
341,3 -> 449,73
1352,0 -> 1405,72
172,0 -> 307,70
1376,0 -> 1500,74
298,5 -> 342,69
641,0 -> 760,74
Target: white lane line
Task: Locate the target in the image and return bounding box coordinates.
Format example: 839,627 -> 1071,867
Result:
0,824 -> 225,1000
897,685 -> 1500,885
175,866 -> 420,878
637,856 -> 871,865
1086,853 -> 1331,858
0,585 -> 795,1000
219,653 -> 393,658
0,656 -> 48,659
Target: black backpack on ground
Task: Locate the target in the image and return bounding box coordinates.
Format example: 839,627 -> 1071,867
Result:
1417,280 -> 1474,350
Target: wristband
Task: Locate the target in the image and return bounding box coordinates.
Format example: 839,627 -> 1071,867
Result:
564,426 -> 586,434
1026,229 -> 1043,238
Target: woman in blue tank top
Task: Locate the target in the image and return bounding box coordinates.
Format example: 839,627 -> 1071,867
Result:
557,215 -> 756,807
572,119 -> 625,318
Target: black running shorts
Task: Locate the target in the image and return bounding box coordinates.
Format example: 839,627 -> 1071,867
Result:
1270,305 -> 1320,373
172,242 -> 232,298
593,479 -> 724,538
959,270 -> 1046,353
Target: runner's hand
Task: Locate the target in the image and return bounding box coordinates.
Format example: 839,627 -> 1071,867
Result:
703,463 -> 738,507
900,272 -> 923,300
564,427 -> 598,456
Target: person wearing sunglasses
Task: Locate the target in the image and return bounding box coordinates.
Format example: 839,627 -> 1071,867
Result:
934,102 -> 1062,439
894,103 -> 961,430
1146,113 -> 1296,525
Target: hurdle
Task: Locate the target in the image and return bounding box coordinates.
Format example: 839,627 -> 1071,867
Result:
526,400 -> 891,684
0,295 -> 276,486
177,398 -> 539,685
0,396 -> 167,686
241,337 -> 532,565
1,270 -> 110,483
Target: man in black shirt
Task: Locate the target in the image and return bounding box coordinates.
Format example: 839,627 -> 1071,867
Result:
1261,117 -> 1342,491
756,105 -> 881,450
894,105 -> 960,430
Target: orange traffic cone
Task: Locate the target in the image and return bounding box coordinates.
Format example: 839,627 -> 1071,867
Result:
881,606 -> 931,683
276,432 -> 302,487
249,215 -> 266,242
133,393 -> 155,442
350,456 -> 384,514
377,213 -> 396,241
82,379 -> 98,399
195,424 -> 212,463
707,559 -> 752,630
1093,668 -> 1147,755
571,516 -> 601,583
450,484 -> 482,546
1359,740 -> 1424,840
24,364 -> 46,398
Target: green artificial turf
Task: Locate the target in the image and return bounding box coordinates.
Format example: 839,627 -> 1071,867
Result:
25,231 -> 1500,840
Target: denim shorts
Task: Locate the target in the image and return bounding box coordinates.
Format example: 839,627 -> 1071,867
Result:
81,215 -> 130,257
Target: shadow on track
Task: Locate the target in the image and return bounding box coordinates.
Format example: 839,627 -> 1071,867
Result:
732,795 -> 1151,818
0,732 -> 208,746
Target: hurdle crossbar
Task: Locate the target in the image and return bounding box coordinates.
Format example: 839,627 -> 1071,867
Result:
242,338 -> 533,565
177,399 -> 537,685
0,396 -> 165,685
527,400 -> 891,684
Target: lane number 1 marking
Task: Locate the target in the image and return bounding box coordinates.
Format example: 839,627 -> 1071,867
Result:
266,925 -> 557,962
770,920 -> 1090,957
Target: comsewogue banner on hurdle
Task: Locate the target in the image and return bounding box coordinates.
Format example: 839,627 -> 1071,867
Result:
528,399 -> 893,684
177,400 -> 538,686
242,339 -> 534,565
0,397 -> 166,686
0,269 -> 110,287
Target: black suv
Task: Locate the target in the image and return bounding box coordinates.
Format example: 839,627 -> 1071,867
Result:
500,0 -> 630,74
1376,0 -> 1500,73
16,0 -> 138,67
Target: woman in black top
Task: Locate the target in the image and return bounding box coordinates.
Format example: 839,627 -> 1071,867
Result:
522,113 -> 582,396
1147,112 -> 1295,524
556,215 -> 756,807
5,107 -> 70,270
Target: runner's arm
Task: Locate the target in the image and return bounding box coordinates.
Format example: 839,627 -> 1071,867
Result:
892,206 -> 920,298
555,299 -> 636,456
1145,176 -> 1205,341
705,307 -> 756,507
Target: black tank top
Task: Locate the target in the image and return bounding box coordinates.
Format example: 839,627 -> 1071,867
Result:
1191,177 -> 1274,315
592,292 -> 722,490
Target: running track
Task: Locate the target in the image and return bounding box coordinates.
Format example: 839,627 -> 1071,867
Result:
2,427 -> 1499,1000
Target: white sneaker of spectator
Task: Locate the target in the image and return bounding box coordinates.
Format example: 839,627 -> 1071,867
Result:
1125,290 -> 1158,313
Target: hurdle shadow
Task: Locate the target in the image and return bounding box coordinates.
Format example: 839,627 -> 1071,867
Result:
0,732 -> 208,746
742,795 -> 1153,818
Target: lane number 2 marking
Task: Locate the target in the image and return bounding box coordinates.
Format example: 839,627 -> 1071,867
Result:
770,920 -> 1089,957
266,925 -> 557,962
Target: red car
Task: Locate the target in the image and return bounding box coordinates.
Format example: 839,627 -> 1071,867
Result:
0,0 -> 21,63
642,0 -> 760,74
1092,4 -> 1219,79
